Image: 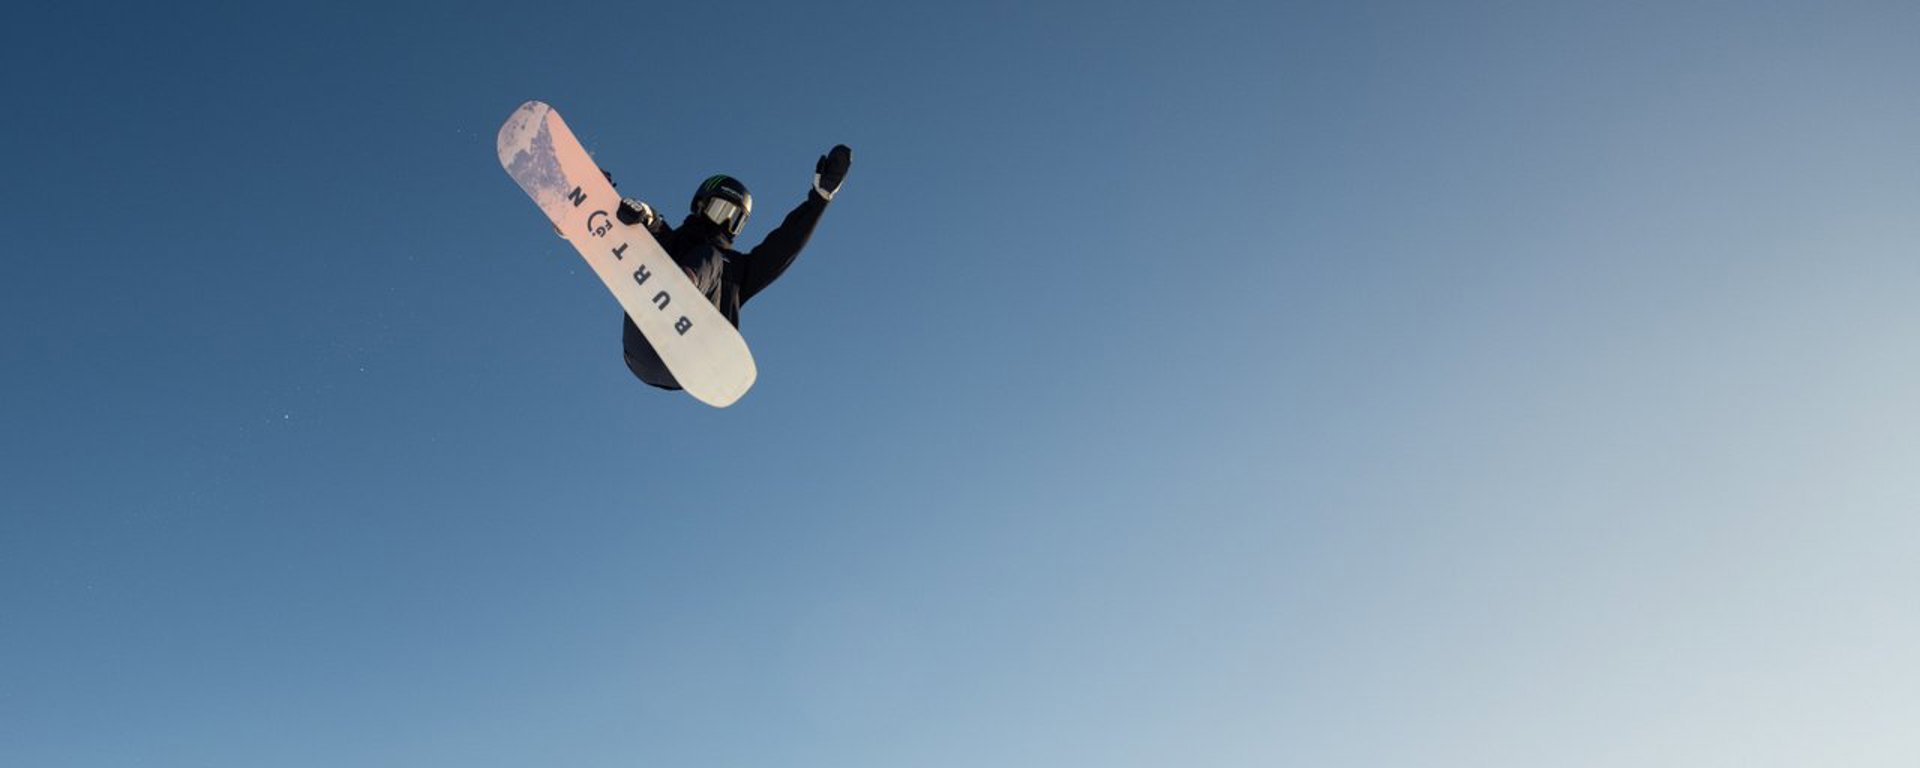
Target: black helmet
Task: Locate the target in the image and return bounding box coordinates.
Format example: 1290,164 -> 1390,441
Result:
690,174 -> 752,238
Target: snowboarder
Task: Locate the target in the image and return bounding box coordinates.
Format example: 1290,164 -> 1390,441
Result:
609,145 -> 853,391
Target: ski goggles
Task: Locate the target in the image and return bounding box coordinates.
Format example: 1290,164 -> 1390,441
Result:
702,197 -> 749,236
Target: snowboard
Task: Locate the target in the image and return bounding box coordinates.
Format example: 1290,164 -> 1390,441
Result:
497,100 -> 756,408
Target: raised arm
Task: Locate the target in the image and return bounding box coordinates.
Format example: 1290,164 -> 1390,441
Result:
735,145 -> 852,302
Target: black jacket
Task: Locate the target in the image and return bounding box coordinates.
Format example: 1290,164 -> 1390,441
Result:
623,190 -> 831,389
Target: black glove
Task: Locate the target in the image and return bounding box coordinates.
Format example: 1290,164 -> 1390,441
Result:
617,198 -> 665,232
814,144 -> 852,200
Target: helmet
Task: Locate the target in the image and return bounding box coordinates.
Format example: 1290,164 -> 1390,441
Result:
690,174 -> 752,238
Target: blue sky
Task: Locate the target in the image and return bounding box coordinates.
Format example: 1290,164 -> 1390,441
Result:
3,1 -> 1918,766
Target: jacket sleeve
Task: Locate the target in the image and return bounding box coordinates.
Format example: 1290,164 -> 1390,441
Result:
648,211 -> 675,241
735,191 -> 830,303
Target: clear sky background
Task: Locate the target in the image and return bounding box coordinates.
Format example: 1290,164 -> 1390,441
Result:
3,1 -> 1918,766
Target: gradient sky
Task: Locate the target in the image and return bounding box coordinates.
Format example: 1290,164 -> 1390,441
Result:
3,2 -> 1918,766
